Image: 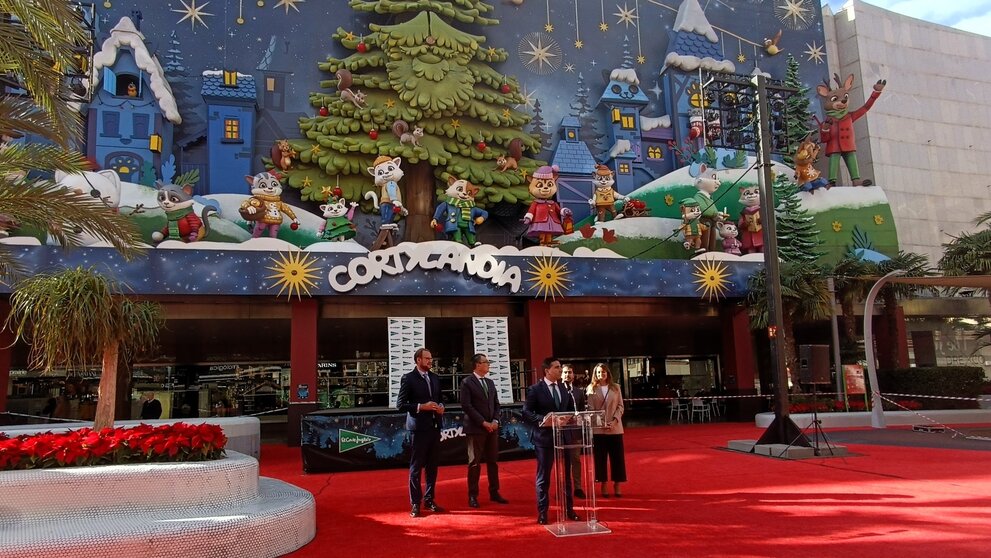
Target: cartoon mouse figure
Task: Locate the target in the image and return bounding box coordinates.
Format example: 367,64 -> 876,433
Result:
318,197 -> 358,241
239,171 -> 299,238
692,164 -> 728,252
815,73 -> 885,186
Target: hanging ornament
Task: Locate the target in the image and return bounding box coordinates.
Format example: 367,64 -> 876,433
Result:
357,36 -> 368,53
257,0 -> 265,6
369,129 -> 379,140
103,0 -> 112,7
476,133 -> 487,152
425,36 -> 436,45
319,106 -> 329,117
334,187 -> 343,198
500,77 -> 511,94
290,222 -> 299,230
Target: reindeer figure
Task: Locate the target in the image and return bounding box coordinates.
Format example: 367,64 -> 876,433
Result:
814,73 -> 886,186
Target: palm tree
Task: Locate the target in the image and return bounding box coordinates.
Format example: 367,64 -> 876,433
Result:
938,210 -> 991,306
6,267 -> 163,429
746,262 -> 833,389
1,0 -> 143,278
875,251 -> 935,368
830,255 -> 873,352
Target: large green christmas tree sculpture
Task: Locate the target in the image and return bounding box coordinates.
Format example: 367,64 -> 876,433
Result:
782,54 -> 814,166
277,0 -> 542,241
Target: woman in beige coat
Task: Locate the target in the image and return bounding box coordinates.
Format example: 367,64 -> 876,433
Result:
586,363 -> 626,498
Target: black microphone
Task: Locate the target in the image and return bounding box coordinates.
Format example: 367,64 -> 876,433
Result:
564,382 -> 579,415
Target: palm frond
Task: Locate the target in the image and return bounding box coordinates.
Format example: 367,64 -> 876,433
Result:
0,141 -> 91,177
0,96 -> 66,144
0,178 -> 144,259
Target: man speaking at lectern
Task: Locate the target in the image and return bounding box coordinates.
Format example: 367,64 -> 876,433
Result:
522,356 -> 580,525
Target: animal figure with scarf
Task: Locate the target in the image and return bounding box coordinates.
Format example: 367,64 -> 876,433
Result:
815,73 -> 886,186
431,177 -> 488,247
239,171 -> 299,238
151,181 -> 215,243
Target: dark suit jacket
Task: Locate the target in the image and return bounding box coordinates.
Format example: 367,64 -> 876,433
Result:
460,374 -> 499,435
396,368 -> 442,431
522,380 -> 575,447
564,382 -> 586,412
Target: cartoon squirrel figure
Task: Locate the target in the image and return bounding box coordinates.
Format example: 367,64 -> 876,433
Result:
815,73 -> 885,186
677,198 -> 706,253
239,171 -> 299,238
335,68 -> 366,108
588,163 -> 626,222
496,138 -> 523,172
794,136 -> 830,194
151,181 -> 215,244
270,139 -> 296,171
392,119 -> 424,148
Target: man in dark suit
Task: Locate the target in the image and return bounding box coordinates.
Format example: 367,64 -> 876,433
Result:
460,353 -> 509,508
522,356 -> 580,525
396,347 -> 445,517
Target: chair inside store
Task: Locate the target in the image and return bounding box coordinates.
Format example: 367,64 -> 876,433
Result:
669,399 -> 689,422
690,398 -> 712,423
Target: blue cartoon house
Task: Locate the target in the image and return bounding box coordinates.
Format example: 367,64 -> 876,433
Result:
87,17 -> 180,183
200,70 -> 257,194
550,116 -> 599,224
596,68 -> 650,194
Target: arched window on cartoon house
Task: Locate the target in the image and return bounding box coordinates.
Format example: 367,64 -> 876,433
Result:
103,67 -> 141,97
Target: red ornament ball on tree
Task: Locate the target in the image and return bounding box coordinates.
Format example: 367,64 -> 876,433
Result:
333,187 -> 343,198
500,83 -> 511,94
369,129 -> 378,140
290,222 -> 299,231
357,42 -> 368,53
476,141 -> 487,152
319,106 -> 329,117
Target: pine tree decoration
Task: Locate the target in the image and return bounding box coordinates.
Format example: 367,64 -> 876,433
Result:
620,35 -> 634,69
568,73 -> 607,159
774,174 -> 824,264
277,1 -> 542,242
782,54 -> 813,166
163,31 -> 207,146
528,98 -> 551,153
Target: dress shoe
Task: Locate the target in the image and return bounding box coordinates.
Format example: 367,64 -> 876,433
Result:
424,500 -> 444,513
566,510 -> 581,521
573,488 -> 586,499
468,496 -> 480,508
537,513 -> 548,525
490,494 -> 509,504
410,504 -> 420,518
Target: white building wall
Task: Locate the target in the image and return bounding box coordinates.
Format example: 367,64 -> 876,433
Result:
823,1 -> 991,265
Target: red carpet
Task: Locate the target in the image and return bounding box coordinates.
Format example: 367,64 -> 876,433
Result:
260,423 -> 991,557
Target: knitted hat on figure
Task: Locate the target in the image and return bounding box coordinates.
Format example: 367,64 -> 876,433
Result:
533,165 -> 559,179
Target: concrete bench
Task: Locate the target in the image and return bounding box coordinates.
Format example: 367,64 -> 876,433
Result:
0,451 -> 314,558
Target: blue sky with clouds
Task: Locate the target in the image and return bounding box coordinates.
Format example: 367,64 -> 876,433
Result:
824,0 -> 991,36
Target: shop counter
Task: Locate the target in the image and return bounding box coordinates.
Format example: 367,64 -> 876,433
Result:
300,405 -> 535,473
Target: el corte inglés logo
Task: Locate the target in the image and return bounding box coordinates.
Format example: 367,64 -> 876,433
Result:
339,429 -> 381,453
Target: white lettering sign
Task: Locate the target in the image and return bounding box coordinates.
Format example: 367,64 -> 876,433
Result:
329,243 -> 522,293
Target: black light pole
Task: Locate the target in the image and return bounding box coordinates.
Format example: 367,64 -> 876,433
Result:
750,74 -> 809,447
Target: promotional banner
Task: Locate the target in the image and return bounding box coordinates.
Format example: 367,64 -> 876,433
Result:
301,408 -> 534,473
843,364 -> 866,395
387,317 -> 424,407
472,317 -> 514,404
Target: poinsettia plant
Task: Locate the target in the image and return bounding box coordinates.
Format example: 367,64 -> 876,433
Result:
0,423 -> 227,471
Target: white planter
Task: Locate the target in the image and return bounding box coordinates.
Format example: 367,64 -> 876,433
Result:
0,451 -> 315,558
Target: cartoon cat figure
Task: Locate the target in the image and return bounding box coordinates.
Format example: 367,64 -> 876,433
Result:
51,169 -> 123,246
363,156 -> 407,227
431,176 -> 488,247
719,222 -> 743,256
151,181 -> 215,243
239,171 -> 299,238
318,198 -> 358,241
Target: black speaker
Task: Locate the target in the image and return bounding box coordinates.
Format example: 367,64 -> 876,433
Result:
798,344 -> 831,384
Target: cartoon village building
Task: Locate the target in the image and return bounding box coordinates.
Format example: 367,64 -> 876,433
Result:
87,17 -> 181,183
199,70 -> 257,194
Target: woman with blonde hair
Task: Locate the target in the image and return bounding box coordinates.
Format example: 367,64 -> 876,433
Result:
586,363 -> 626,498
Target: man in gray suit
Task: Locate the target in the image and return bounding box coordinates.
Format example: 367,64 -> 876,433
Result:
460,353 -> 509,508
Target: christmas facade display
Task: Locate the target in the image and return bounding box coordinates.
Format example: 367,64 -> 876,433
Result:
3,0 -> 905,285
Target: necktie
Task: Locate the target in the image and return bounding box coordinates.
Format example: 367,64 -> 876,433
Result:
551,383 -> 561,409
480,378 -> 489,398
422,373 -> 431,398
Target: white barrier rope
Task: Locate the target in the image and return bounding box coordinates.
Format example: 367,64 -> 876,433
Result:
877,393 -> 991,443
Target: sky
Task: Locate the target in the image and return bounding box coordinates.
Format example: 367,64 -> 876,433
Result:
824,0 -> 991,36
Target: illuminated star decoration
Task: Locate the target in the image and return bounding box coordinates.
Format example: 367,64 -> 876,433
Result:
738,52 -> 747,63
545,23 -> 554,33
648,81 -> 663,99
693,259 -> 730,302
614,3 -> 638,28
600,21 -> 609,32
310,144 -> 321,154
384,98 -> 396,108
519,33 -> 561,75
274,0 -> 304,14
515,84 -> 538,110
575,39 -> 584,49
450,118 -> 461,129
564,63 -> 576,73
320,185 -> 334,198
172,0 -> 214,30
526,256 -> 572,301
637,54 -> 646,64
266,251 -> 322,300
344,31 -> 356,41
804,41 -> 825,64
503,108 -> 512,118
775,0 -> 814,30
301,176 -> 312,188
